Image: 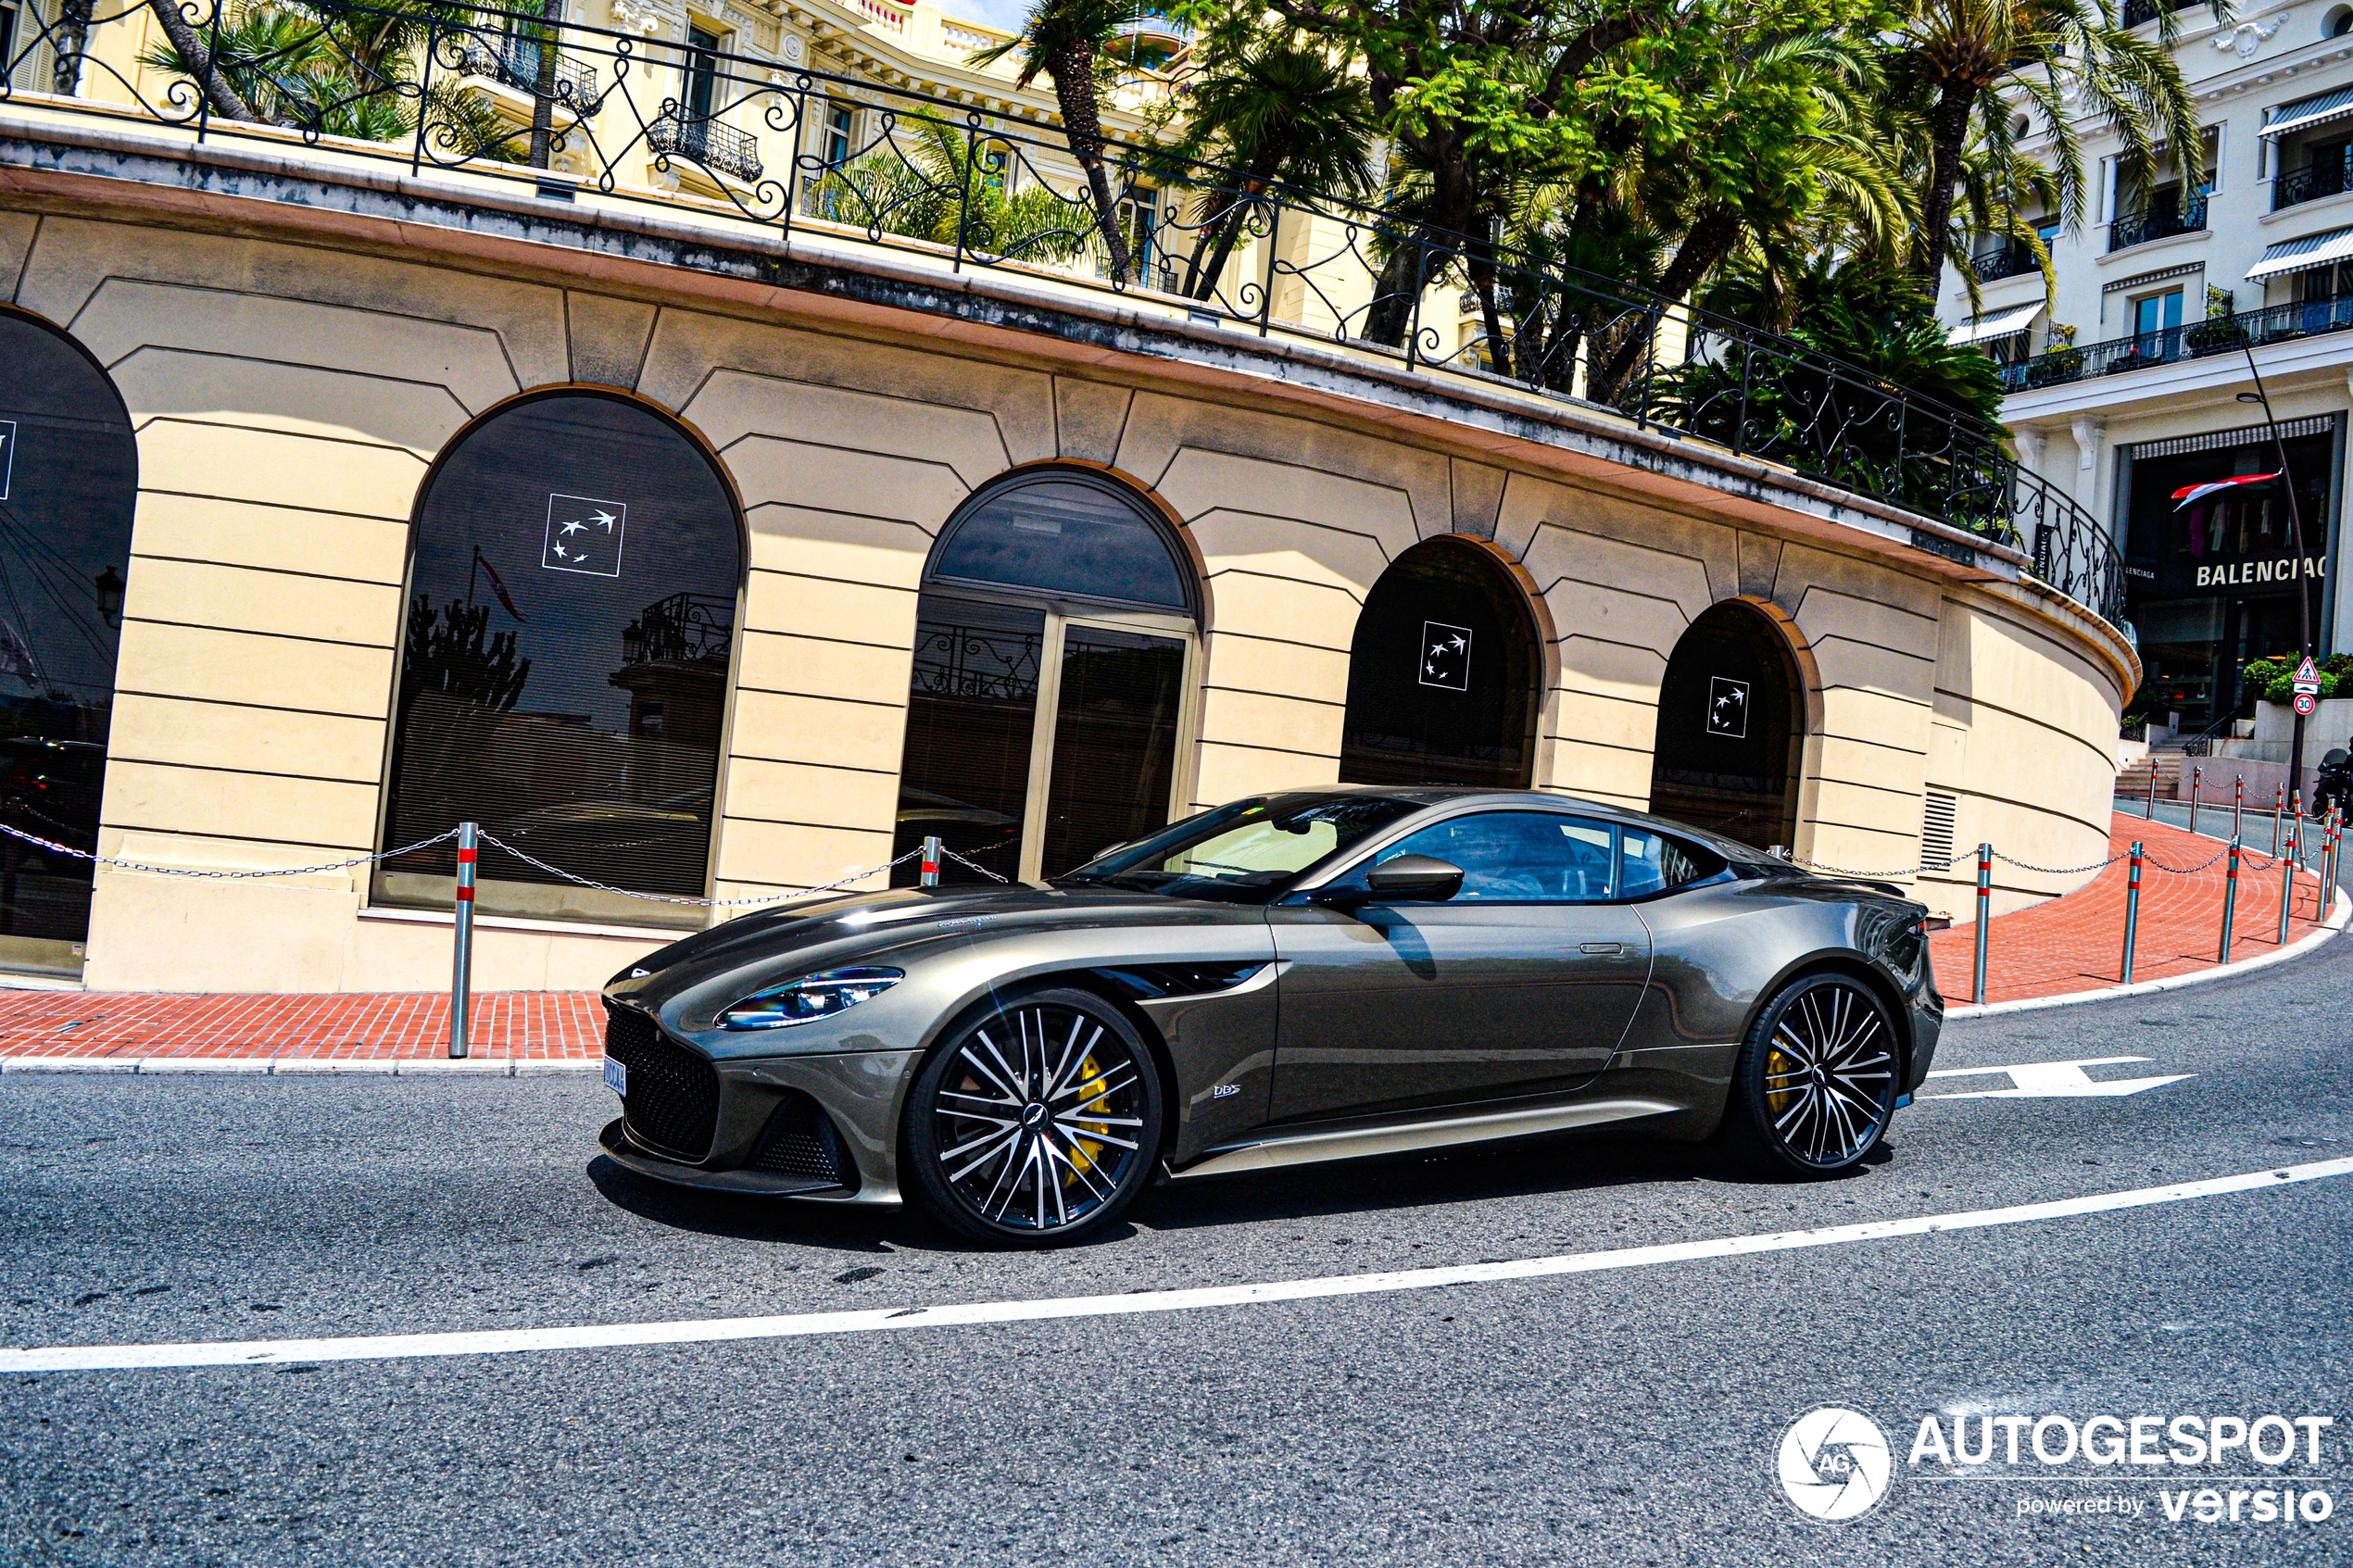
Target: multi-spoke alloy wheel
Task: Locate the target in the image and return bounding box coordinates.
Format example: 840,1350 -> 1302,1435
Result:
902,988 -> 1163,1246
1727,973 -> 1898,1175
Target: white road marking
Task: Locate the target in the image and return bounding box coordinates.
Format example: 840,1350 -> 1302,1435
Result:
6,1157 -> 2348,1376
1920,1056 -> 2193,1100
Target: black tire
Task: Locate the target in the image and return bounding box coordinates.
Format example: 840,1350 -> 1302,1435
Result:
1722,972 -> 1899,1176
901,986 -> 1164,1247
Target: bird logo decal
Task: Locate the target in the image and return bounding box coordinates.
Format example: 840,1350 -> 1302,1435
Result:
542,494 -> 627,578
1706,676 -> 1751,739
1419,621 -> 1473,691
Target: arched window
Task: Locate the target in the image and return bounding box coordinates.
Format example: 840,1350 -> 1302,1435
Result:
375,392 -> 743,925
895,468 -> 1198,884
0,309 -> 137,979
1339,536 -> 1541,789
1647,600 -> 1806,852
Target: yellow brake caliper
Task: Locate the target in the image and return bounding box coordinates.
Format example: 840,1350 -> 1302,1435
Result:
1063,1052 -> 1111,1182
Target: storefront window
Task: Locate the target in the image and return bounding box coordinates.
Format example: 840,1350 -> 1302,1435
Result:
2121,420 -> 2336,732
894,470 -> 1196,884
0,310 -> 138,978
374,393 -> 743,926
1338,536 -> 1541,789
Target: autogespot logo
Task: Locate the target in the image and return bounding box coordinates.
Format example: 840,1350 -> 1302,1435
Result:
1780,1407 -> 1894,1521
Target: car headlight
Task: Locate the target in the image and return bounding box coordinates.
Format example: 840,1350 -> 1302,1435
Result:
719,967 -> 903,1030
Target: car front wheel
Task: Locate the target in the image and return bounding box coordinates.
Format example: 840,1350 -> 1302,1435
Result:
901,987 -> 1163,1246
1724,972 -> 1899,1176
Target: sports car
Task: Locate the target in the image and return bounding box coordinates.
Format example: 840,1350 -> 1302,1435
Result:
598,787 -> 1943,1245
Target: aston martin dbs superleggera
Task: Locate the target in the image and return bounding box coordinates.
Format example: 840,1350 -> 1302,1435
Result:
597,788 -> 1942,1245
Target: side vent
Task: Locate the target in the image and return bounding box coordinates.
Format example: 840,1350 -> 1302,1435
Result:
1921,789 -> 1959,872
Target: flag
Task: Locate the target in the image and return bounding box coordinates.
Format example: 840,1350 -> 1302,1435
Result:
2172,471 -> 2281,509
474,547 -> 526,621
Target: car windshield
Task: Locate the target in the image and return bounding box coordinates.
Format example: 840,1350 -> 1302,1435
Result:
1057,793 -> 1423,901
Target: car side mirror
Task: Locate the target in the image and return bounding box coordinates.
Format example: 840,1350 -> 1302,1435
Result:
1363,854 -> 1465,901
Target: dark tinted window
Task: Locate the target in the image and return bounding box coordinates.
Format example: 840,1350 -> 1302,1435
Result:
1357,810 -> 1617,902
1064,793 -> 1419,900
1621,826 -> 1726,897
376,393 -> 741,924
930,474 -> 1189,609
0,311 -> 136,975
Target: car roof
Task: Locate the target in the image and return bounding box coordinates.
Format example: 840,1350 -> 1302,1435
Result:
1256,784 -> 1780,865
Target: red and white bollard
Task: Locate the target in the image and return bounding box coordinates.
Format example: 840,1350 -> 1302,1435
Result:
2120,841 -> 2144,985
2219,837 -> 2241,961
1972,843 -> 1994,1005
920,834 -> 942,888
449,820 -> 478,1060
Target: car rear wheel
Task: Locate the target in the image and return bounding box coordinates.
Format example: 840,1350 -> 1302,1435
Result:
1724,972 -> 1898,1176
901,987 -> 1163,1246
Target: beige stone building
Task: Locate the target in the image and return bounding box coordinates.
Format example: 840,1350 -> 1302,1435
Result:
0,15 -> 2133,993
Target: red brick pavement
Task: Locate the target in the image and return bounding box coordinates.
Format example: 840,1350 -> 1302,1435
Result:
0,989 -> 604,1062
1928,810 -> 2336,1007
0,809 -> 2335,1060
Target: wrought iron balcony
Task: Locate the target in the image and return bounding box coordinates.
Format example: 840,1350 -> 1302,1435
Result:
648,113 -> 762,183
1998,298 -> 2353,391
458,33 -> 598,107
621,593 -> 734,668
2275,152 -> 2353,212
1969,241 -> 2043,282
2108,195 -> 2206,253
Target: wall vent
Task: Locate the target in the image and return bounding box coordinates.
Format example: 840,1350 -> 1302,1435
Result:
1921,790 -> 1959,872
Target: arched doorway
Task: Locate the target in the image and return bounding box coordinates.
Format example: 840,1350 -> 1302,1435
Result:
1647,600 -> 1804,851
375,391 -> 744,926
1339,535 -> 1541,788
0,308 -> 138,979
894,468 -> 1199,884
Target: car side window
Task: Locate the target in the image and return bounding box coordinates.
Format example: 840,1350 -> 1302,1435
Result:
1364,811 -> 1619,902
1620,826 -> 1725,897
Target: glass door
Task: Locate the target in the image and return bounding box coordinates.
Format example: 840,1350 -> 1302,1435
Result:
1029,617 -> 1189,879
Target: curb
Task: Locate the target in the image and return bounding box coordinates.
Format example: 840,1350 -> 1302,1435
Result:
1945,885 -> 2351,1020
0,1056 -> 600,1076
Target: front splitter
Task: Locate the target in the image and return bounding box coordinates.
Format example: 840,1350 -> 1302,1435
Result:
596,1119 -> 881,1201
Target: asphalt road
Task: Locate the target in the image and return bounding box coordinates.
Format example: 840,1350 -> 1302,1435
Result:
4,947 -> 2350,1564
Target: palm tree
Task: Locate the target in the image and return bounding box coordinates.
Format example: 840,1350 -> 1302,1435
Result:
970,0 -> 1139,282
804,119 -> 1094,264
1156,26 -> 1376,301
1881,0 -> 2213,293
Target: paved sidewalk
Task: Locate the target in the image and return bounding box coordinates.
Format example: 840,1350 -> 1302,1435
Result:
1928,809 -> 2334,1008
0,808 -> 2334,1063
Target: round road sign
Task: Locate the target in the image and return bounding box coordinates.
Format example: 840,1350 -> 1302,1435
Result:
2296,692 -> 2319,716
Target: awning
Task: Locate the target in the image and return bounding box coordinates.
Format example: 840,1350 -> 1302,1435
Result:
2246,225 -> 2353,282
1949,299 -> 2045,345
2263,84 -> 2353,140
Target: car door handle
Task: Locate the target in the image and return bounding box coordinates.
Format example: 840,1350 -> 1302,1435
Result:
1579,942 -> 1624,955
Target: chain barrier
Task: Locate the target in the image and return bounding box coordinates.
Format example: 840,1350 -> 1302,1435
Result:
940,847 -> 1011,884
1992,848 -> 2132,878
0,820 -> 460,879
1786,851 -> 1969,880
472,831 -> 928,907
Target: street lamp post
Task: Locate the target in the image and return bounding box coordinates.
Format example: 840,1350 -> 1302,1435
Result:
2236,333 -> 2313,809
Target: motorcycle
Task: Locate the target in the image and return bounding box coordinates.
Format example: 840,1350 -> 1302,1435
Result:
2318,747 -> 2353,819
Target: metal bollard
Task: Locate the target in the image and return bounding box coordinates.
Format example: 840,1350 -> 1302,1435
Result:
920,834 -> 942,888
449,820 -> 478,1060
2273,784 -> 2284,857
2120,840 -> 2144,985
2233,774 -> 2244,841
2279,822 -> 2299,944
2296,808 -> 2309,873
2188,765 -> 2201,836
1972,842 -> 1993,1006
2146,763 -> 2158,819
2219,837 -> 2240,961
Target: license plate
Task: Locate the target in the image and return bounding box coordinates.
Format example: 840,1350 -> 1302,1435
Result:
603,1056 -> 627,1098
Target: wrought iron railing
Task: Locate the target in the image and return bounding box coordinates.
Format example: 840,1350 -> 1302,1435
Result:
0,0 -> 2124,627
458,32 -> 597,107
623,592 -> 733,667
2001,299 -> 2353,391
2108,194 -> 2207,253
910,624 -> 1042,702
1969,240 -> 2042,283
648,111 -> 761,182
2275,153 -> 2353,212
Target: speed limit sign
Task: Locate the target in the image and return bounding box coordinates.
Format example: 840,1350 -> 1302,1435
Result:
2296,691 -> 2318,716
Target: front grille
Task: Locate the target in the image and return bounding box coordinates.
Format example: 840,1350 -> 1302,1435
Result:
748,1093 -> 859,1191
604,1004 -> 720,1161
